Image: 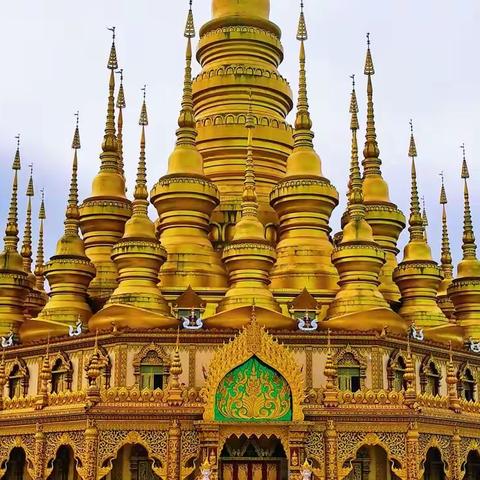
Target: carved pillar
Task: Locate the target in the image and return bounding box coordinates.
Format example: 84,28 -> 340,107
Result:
305,347 -> 313,390
197,423 -> 220,480
451,428 -> 461,480
324,420 -> 338,480
34,423 -> 46,480
82,419 -> 99,480
406,422 -> 419,480
289,425 -> 310,480
167,420 -> 181,480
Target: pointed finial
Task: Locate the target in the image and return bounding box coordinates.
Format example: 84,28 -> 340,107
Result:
184,0 -> 195,38
100,27 -> 119,169
460,144 -> 477,260
21,163 -> 35,272
407,119 -> 424,242
439,173 -> 453,279
116,69 -> 126,109
363,33 -> 381,168
347,75 -> 364,219
72,111 -> 81,149
327,328 -> 331,353
34,188 -> 46,291
64,117 -> 81,236
175,326 -> 180,353
107,26 -> 118,70
296,1 -> 308,41
294,1 -> 313,144
134,87 -> 149,204
175,3 -> 196,148
3,137 -> 22,252
422,196 -> 429,242
241,92 -> 258,218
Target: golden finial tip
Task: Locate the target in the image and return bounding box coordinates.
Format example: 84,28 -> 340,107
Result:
185,0 -> 195,38
116,69 -> 126,109
72,111 -> 81,149
13,134 -> 21,170
39,189 -> 46,220
296,0 -> 308,41
139,85 -> 148,126
364,33 -> 375,75
439,172 -> 447,204
461,143 -> 469,179
26,164 -> 34,197
408,119 -> 417,158
107,26 -> 118,70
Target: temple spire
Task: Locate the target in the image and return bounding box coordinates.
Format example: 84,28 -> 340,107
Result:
407,120 -> 424,243
293,0 -> 314,148
34,190 -> 46,292
133,85 -> 149,211
346,75 -> 365,222
100,26 -> 120,173
363,33 -> 381,174
64,113 -> 81,237
439,173 -> 453,280
116,68 -> 126,178
460,143 -> 477,260
21,164 -> 34,273
4,135 -> 22,252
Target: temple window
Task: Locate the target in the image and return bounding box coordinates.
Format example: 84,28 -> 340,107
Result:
139,351 -> 169,390
388,351 -> 408,391
51,358 -> 71,394
338,365 -> 361,392
459,367 -> 476,402
424,362 -> 440,396
334,348 -> 366,392
7,360 -> 28,399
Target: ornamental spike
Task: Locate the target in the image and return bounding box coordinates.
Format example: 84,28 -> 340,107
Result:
134,87 -> 149,205
64,117 -> 81,236
34,190 -> 46,291
407,120 -> 424,242
4,137 -> 21,252
460,144 -> 477,260
21,163 -> 34,273
184,0 -> 195,38
116,69 -> 126,178
439,174 -> 453,280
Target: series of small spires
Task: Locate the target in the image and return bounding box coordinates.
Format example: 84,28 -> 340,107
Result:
0,0 -> 478,340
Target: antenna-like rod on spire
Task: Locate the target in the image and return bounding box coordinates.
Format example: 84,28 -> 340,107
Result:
4,135 -> 22,252
407,120 -> 424,242
439,172 -> 453,280
101,26 -> 119,170
347,74 -> 365,220
116,68 -> 126,178
21,163 -> 35,273
460,143 -> 477,260
175,0 -> 196,147
363,33 -> 381,175
294,0 -> 313,148
34,189 -> 46,292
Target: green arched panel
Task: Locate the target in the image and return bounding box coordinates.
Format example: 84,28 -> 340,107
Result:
214,356 -> 292,422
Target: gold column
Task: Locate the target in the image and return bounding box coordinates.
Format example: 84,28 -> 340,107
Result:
167,420 -> 181,480
82,419 -> 99,480
34,423 -> 46,480
406,422 -> 419,480
324,420 -> 338,480
451,428 -> 461,480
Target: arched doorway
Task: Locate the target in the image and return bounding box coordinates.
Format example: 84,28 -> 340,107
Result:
1,448 -> 32,480
47,445 -> 80,480
219,434 -> 287,480
101,444 -> 161,480
422,447 -> 445,480
463,450 -> 480,479
345,445 -> 401,480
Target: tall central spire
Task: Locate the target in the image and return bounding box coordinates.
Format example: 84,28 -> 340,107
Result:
79,27 -> 132,310
194,0 -> 293,248
360,34 -> 405,306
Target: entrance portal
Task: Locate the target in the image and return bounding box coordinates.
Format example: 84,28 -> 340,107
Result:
219,434 -> 287,480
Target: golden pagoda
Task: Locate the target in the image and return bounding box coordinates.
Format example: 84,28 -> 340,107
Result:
1,1 -> 480,479
393,121 -> 447,329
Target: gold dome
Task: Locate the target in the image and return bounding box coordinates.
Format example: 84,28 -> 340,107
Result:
212,0 -> 270,19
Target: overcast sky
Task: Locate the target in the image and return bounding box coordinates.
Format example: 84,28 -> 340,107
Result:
1,0 -> 479,270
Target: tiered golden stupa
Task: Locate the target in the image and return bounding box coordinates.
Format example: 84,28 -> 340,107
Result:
1,1 -> 480,480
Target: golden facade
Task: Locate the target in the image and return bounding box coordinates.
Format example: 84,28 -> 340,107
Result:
1,1 -> 480,479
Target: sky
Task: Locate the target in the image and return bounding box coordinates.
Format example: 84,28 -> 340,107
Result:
1,0 -> 480,270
